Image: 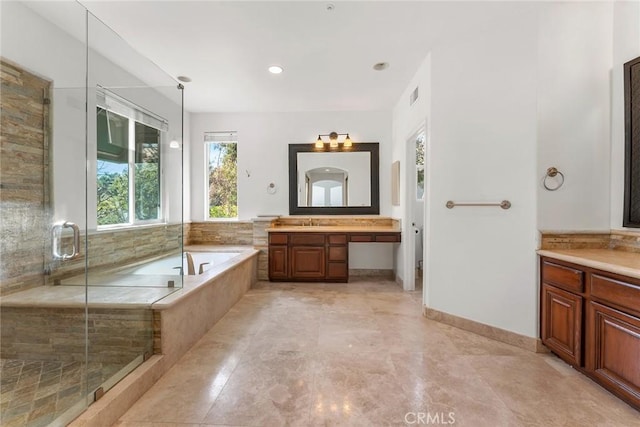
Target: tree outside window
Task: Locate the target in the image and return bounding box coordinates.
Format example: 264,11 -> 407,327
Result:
206,132 -> 238,219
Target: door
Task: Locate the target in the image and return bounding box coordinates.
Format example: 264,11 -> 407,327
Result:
541,283 -> 583,366
587,301 -> 640,407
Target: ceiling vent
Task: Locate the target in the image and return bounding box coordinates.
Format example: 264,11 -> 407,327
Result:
410,86 -> 419,106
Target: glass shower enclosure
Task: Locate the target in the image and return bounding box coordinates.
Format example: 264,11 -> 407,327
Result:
0,1 -> 184,425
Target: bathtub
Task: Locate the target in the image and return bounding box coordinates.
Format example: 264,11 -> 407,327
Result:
123,251 -> 243,276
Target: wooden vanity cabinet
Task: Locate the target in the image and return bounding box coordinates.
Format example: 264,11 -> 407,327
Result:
540,260 -> 585,366
539,256 -> 640,410
268,232 -> 349,282
268,233 -> 288,280
586,273 -> 640,408
268,230 -> 400,282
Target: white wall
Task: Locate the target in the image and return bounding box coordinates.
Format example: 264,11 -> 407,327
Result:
428,7 -> 539,337
391,2 -> 621,338
189,110 -> 393,269
611,1 -> 640,230
391,55 -> 431,285
537,2 -> 613,232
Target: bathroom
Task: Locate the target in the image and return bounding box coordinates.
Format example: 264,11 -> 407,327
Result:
2,0 -> 640,425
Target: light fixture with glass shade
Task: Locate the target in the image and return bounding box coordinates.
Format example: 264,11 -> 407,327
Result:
314,132 -> 353,150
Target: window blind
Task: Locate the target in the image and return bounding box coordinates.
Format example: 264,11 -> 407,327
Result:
204,131 -> 238,143
97,86 -> 169,132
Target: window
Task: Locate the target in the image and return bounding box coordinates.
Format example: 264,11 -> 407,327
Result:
96,89 -> 166,227
205,132 -> 238,219
416,133 -> 425,200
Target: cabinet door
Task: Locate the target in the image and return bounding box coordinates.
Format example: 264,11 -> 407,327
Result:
269,246 -> 288,280
586,301 -> 640,407
541,283 -> 583,366
290,246 -> 325,279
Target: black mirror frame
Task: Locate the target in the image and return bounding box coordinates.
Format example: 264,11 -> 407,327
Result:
288,142 -> 380,215
624,55 -> 640,228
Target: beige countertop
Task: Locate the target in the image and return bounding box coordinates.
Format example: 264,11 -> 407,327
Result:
537,248 -> 640,280
266,225 -> 401,233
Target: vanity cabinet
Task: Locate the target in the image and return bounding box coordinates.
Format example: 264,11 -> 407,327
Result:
586,273 -> 640,408
539,256 -> 640,410
540,260 -> 585,366
268,232 -> 348,282
268,230 -> 399,282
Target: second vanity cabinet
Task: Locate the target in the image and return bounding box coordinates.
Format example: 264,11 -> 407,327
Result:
539,256 -> 640,410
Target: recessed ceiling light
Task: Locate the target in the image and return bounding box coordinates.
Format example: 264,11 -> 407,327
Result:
373,62 -> 389,71
268,65 -> 284,74
177,76 -> 192,83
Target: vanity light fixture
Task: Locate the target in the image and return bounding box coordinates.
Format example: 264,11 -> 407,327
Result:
314,132 -> 353,150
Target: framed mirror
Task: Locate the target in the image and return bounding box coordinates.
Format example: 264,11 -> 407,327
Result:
289,143 -> 380,215
624,55 -> 640,227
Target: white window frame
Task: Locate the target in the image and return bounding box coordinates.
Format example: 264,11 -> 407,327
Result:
96,88 -> 167,229
204,131 -> 238,221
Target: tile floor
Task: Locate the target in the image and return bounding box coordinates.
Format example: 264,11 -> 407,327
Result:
115,278 -> 639,427
0,359 -> 119,427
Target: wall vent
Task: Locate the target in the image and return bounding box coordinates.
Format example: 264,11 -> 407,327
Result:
410,86 -> 419,106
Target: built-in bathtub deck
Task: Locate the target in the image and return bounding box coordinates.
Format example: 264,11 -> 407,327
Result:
0,245 -> 259,427
0,245 -> 256,309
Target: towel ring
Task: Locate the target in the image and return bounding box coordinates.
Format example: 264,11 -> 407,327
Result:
543,167 -> 564,191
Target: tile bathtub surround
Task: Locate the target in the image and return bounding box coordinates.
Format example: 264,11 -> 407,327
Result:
0,307 -> 153,364
69,251 -> 259,427
45,223 -> 184,287
114,279 -> 639,426
188,221 -> 253,245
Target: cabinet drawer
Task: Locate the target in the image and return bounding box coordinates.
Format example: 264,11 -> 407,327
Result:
328,246 -> 347,262
327,262 -> 348,280
350,234 -> 373,242
375,234 -> 400,242
591,274 -> 640,314
542,260 -> 584,293
290,234 -> 325,246
269,233 -> 288,245
328,234 -> 347,245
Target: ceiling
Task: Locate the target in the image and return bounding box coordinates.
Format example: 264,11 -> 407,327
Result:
78,1 -> 524,113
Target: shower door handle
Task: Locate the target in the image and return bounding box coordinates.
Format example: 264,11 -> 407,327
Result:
52,221 -> 81,261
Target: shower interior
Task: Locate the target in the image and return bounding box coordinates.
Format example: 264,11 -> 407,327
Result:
0,2 -> 184,426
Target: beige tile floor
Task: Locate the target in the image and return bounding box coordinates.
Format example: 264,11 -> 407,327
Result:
115,279 -> 640,427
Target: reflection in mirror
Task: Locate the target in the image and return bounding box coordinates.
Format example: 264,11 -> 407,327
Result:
289,143 -> 380,215
298,153 -> 371,207
306,167 -> 348,207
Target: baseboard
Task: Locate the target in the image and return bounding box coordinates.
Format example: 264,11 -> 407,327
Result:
423,306 -> 546,353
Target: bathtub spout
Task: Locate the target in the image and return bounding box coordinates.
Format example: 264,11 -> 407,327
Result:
185,252 -> 195,275
172,266 -> 183,275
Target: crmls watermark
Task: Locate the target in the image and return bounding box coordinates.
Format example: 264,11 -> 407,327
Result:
404,411 -> 456,425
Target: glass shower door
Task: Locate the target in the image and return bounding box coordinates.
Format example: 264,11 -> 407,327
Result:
0,1 -> 90,425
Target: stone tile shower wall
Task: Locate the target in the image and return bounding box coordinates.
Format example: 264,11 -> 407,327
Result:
0,59 -> 52,296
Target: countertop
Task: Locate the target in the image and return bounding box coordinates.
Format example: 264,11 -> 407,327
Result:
266,225 -> 401,233
537,248 -> 640,281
